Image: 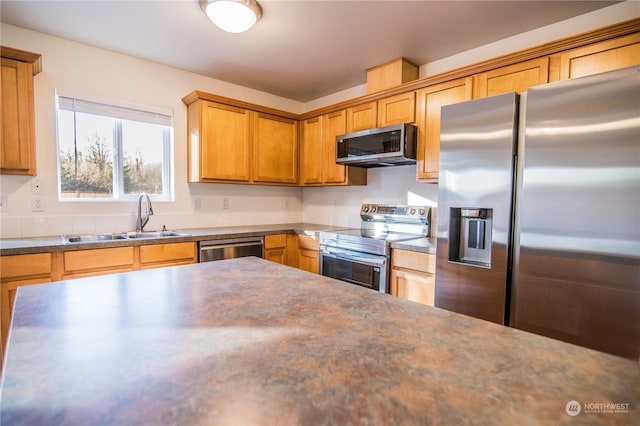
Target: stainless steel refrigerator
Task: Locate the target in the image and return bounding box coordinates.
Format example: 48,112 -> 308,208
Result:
435,66 -> 640,360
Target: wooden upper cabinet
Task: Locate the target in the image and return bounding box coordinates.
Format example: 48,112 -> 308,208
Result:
551,33 -> 640,82
301,116 -> 323,184
188,100 -> 250,183
300,110 -> 366,186
416,77 -> 473,182
322,110 -> 348,184
473,57 -> 549,98
253,112 -> 297,184
377,91 -> 416,127
346,101 -> 377,132
1,47 -> 41,176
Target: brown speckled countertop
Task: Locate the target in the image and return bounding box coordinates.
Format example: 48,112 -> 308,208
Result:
0,223 -> 349,255
1,258 -> 637,425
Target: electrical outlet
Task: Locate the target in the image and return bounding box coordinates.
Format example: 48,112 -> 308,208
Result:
284,200 -> 289,210
332,200 -> 338,210
31,179 -> 42,195
0,196 -> 8,213
31,196 -> 45,212
222,197 -> 229,209
193,197 -> 202,211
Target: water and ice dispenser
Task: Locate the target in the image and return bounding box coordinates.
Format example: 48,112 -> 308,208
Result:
448,208 -> 492,267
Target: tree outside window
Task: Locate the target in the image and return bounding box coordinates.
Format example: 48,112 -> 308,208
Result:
56,95 -> 173,200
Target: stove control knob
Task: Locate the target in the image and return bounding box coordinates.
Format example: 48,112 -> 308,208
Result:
419,209 -> 425,215
409,208 -> 416,215
363,206 -> 369,213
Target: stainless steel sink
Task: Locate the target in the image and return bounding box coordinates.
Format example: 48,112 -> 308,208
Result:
125,231 -> 189,239
63,230 -> 189,243
64,233 -> 129,243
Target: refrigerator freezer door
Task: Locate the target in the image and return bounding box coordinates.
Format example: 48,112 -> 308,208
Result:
512,66 -> 640,360
436,92 -> 519,324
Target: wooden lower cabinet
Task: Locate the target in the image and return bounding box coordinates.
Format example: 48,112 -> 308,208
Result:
63,246 -> 135,279
0,252 -> 55,363
139,242 -> 197,269
296,234 -> 319,274
264,234 -> 288,265
0,242 -> 198,362
390,249 -> 436,306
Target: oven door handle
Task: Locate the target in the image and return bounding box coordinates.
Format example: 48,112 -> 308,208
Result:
323,248 -> 387,267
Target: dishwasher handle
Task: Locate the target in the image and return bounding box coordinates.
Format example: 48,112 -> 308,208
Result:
199,241 -> 262,251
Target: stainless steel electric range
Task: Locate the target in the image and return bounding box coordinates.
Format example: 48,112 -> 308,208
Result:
319,204 -> 431,293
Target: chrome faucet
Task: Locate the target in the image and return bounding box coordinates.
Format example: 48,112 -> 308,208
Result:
136,192 -> 154,232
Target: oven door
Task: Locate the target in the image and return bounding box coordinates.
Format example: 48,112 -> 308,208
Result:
320,246 -> 388,293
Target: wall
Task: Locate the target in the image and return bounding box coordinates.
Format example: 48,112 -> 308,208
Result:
0,24 -> 305,238
301,1 -> 639,228
1,2 -> 637,237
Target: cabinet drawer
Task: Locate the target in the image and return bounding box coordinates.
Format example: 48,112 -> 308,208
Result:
0,253 -> 52,280
140,242 -> 196,264
265,234 -> 287,249
297,234 -> 319,250
63,247 -> 135,274
391,249 -> 435,274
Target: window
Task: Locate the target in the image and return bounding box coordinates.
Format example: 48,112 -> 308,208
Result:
56,94 -> 173,201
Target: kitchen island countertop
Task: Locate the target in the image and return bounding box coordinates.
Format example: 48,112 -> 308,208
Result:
1,257 -> 637,425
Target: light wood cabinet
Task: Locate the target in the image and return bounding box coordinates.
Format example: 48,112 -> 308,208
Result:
473,57 -> 549,98
253,112 -> 298,184
264,234 -> 287,264
63,247 -> 135,279
139,242 -> 197,269
188,100 -> 251,183
390,249 -> 436,306
1,47 -> 41,175
186,96 -> 297,185
322,110 -> 349,184
297,234 -> 319,274
300,110 -> 367,186
416,77 -> 473,182
346,101 -> 377,132
377,91 -> 416,127
1,253 -> 55,361
550,32 -> 640,82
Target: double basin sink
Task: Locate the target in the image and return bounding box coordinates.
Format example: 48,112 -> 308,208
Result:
64,230 -> 189,244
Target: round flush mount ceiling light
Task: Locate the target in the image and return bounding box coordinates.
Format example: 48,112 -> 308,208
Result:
200,0 -> 263,33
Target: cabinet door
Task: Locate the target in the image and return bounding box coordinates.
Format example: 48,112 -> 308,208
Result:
390,269 -> 435,307
253,112 -> 298,184
139,242 -> 197,269
416,77 -> 473,181
346,101 -> 377,132
377,92 -> 416,127
1,57 -> 36,175
322,110 -> 347,184
1,252 -> 53,358
200,101 -> 250,182
63,247 -> 135,279
474,57 -> 549,98
555,33 -> 640,81
301,116 -> 323,185
264,235 -> 287,264
298,248 -> 319,274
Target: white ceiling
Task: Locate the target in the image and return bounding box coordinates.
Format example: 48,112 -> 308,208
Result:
0,0 -> 621,102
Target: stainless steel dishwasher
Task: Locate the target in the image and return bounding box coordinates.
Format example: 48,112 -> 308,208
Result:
198,237 -> 264,262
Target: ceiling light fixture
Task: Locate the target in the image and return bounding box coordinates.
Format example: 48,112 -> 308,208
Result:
200,0 -> 263,33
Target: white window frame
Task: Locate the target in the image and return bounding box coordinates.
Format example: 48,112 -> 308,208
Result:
55,91 -> 174,202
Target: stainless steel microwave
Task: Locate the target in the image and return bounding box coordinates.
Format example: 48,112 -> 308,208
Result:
335,123 -> 417,167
